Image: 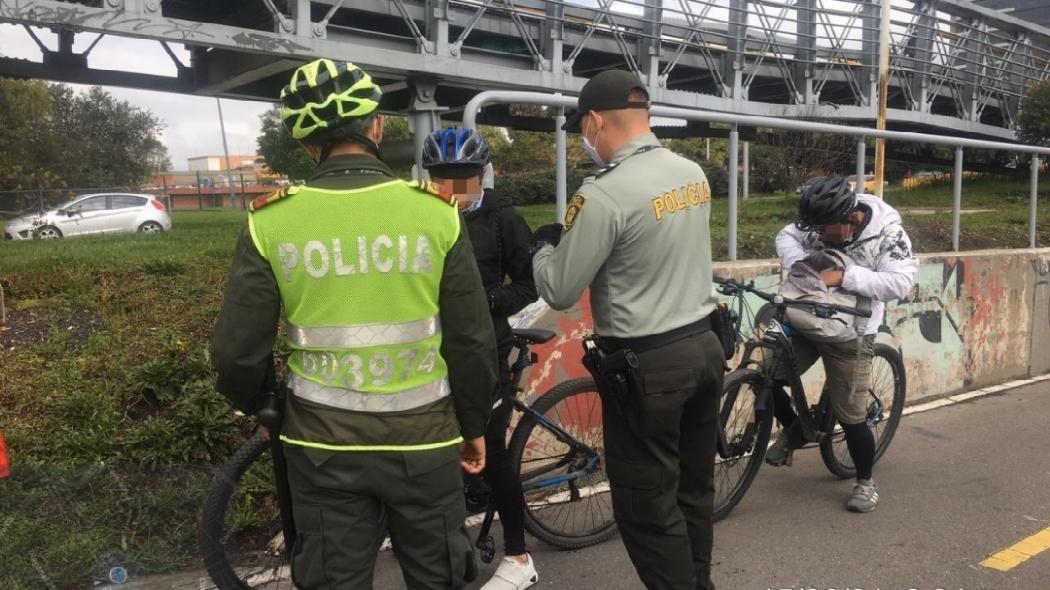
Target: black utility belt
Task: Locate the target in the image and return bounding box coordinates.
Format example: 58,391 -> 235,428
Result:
597,316 -> 712,355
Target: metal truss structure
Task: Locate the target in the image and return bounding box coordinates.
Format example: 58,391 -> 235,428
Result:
1,0 -> 1049,141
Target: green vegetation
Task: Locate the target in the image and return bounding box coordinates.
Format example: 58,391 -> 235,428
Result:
0,81 -> 169,211
1,172 -> 1047,586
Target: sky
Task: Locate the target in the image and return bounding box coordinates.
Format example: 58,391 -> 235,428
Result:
0,24 -> 273,170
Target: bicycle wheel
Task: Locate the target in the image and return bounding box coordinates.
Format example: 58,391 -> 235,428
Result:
508,377 -> 617,550
199,430 -> 292,590
713,369 -> 773,521
820,344 -> 907,479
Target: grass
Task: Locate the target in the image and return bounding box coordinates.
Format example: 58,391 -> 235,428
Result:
0,174 -> 1047,586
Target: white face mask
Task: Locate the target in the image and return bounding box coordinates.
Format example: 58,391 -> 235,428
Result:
582,115 -> 605,167
458,193 -> 485,214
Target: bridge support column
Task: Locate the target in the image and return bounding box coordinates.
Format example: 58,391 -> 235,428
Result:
407,78 -> 443,181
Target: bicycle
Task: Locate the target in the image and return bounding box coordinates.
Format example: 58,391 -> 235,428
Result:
711,278 -> 907,521
199,328 -> 616,589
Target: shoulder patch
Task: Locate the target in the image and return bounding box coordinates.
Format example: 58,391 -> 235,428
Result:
564,193 -> 586,231
249,186 -> 299,213
413,179 -> 455,206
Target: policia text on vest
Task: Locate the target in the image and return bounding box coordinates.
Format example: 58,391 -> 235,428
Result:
211,152 -> 499,589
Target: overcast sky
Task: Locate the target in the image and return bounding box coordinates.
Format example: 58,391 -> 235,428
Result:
0,24 -> 273,170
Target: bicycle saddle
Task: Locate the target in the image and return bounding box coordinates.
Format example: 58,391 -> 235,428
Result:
512,328 -> 557,344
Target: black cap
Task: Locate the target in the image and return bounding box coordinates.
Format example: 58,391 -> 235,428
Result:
562,70 -> 650,132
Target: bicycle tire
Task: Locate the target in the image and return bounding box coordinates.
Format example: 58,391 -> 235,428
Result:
713,369 -> 773,522
819,344 -> 907,479
508,377 -> 617,550
199,430 -> 290,590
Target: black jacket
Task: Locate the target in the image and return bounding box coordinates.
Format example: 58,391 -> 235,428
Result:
464,188 -> 538,352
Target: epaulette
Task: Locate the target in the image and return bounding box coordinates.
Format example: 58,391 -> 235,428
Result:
412,179 -> 455,206
249,185 -> 300,212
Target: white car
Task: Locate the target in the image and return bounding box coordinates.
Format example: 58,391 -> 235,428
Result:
3,193 -> 172,240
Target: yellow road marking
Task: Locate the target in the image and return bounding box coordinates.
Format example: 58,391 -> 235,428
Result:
980,526 -> 1050,571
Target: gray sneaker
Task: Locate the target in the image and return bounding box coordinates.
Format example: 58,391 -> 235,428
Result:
764,429 -> 795,466
846,479 -> 880,513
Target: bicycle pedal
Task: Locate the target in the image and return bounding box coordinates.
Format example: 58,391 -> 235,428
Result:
478,536 -> 496,564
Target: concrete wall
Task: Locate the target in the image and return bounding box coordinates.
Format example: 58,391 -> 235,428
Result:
513,248 -> 1050,405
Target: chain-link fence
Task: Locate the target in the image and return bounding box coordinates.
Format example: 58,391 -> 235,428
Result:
0,171 -> 289,220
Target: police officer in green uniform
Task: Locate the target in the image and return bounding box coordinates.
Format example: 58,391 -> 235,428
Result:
210,59 -> 497,590
532,70 -> 725,590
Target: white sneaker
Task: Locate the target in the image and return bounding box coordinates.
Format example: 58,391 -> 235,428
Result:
480,554 -> 539,590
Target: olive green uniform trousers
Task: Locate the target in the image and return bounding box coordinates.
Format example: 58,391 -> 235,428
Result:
284,444 -> 475,590
602,331 -> 725,590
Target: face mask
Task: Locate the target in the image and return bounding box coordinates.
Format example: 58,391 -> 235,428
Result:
457,193 -> 484,214
582,116 -> 605,167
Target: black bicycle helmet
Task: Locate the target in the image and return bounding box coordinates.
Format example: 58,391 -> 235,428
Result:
422,127 -> 491,178
796,175 -> 858,231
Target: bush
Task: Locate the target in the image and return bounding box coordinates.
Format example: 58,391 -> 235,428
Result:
495,168 -> 588,205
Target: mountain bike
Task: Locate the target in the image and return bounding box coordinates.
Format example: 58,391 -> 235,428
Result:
199,328 -> 615,589
711,278 -> 906,521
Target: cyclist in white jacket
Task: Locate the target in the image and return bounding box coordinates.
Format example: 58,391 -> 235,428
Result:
767,176 -> 918,512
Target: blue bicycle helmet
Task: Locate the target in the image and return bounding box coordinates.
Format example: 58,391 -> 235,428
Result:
422,127 -> 491,178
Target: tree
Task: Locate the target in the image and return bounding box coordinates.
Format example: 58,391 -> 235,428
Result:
256,107 -> 317,181
46,85 -> 169,188
1018,79 -> 1050,147
257,108 -> 416,181
0,81 -> 168,214
0,79 -> 59,192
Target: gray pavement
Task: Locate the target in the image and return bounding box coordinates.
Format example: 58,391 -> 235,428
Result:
110,380 -> 1049,590
370,380 -> 1050,590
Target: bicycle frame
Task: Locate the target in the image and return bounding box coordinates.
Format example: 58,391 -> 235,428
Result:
715,286 -> 854,460
472,334 -> 604,560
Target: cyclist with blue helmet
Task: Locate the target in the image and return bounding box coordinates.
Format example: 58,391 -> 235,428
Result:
424,127 -> 540,590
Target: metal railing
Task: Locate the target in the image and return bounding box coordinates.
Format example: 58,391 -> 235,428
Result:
464,90 -> 1050,259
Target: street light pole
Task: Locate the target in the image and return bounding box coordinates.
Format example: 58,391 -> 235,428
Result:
216,97 -> 238,210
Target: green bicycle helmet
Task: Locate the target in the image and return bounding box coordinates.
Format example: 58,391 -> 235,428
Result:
280,59 -> 382,146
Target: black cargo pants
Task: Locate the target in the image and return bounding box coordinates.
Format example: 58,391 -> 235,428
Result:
602,330 -> 725,590
283,443 -> 474,590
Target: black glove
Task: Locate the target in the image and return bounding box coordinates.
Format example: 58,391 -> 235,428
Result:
530,223 -> 564,255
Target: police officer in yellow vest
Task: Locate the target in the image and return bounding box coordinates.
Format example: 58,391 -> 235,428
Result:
532,70 -> 725,590
210,59 -> 497,589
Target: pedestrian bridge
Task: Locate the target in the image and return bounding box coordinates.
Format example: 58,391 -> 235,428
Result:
2,0 -> 1050,141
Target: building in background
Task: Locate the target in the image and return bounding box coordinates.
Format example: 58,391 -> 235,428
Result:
187,155 -> 259,172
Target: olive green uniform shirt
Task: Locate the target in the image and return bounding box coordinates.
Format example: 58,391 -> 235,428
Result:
533,133 -> 719,338
210,154 -> 497,440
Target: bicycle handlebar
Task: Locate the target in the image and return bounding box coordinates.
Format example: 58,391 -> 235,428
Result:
713,276 -> 872,319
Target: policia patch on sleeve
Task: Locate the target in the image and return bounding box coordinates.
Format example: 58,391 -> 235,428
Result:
564,193 -> 586,230
249,186 -> 299,212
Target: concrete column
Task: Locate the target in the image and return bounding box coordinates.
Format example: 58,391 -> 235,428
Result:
728,126 -> 739,260
952,146 -> 963,252
555,107 -> 568,223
